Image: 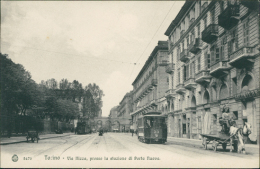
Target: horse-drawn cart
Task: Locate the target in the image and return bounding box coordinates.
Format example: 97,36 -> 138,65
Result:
26,130 -> 39,143
200,133 -> 238,152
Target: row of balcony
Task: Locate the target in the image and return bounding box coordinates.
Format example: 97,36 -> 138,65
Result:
134,79 -> 158,103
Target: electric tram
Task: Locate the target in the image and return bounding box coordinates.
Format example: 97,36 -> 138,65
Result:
137,111 -> 167,144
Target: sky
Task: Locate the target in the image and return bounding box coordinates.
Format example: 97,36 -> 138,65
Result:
1,1 -> 184,117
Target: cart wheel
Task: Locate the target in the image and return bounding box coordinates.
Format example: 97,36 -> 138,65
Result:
222,143 -> 227,150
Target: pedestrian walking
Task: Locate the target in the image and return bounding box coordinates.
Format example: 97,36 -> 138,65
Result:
130,125 -> 134,137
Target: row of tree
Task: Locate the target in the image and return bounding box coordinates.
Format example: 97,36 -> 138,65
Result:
1,53 -> 104,125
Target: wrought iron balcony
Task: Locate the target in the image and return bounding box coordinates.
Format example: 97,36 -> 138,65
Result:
189,18 -> 195,26
195,70 -> 211,84
229,46 -> 258,68
180,49 -> 189,62
180,30 -> 185,37
165,89 -> 176,99
201,1 -> 208,13
188,38 -> 202,54
165,63 -> 175,74
233,88 -> 260,101
176,83 -> 186,94
218,5 -> 240,30
210,61 -> 230,77
202,24 -> 218,44
151,79 -> 158,86
241,0 -> 258,10
184,77 -> 196,90
158,60 -> 169,66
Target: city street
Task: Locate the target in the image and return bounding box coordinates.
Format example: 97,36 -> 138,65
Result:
1,133 -> 259,168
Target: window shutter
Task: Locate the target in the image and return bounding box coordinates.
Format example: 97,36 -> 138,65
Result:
228,41 -> 231,54
207,54 -> 211,69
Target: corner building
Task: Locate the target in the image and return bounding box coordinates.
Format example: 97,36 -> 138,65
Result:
130,41 -> 169,131
164,0 -> 259,143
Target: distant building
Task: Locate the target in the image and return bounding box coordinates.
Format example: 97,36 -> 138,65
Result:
117,91 -> 133,132
130,41 -> 169,130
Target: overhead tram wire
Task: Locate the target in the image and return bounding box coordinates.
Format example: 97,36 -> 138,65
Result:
128,1 -> 176,80
1,43 -> 140,65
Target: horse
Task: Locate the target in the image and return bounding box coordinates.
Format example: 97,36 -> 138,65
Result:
229,122 -> 252,154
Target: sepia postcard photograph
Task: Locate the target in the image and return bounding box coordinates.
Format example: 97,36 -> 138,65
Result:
1,0 -> 259,168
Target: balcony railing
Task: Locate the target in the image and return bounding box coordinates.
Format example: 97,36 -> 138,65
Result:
151,79 -> 158,86
229,46 -> 257,67
180,30 -> 185,37
210,61 -> 230,77
165,63 -> 175,74
176,83 -> 185,94
158,60 -> 169,66
233,88 -> 260,101
201,1 -> 208,13
184,77 -> 196,90
218,5 -> 240,30
180,49 -> 189,62
241,0 -> 258,10
195,70 -> 211,83
202,24 -> 218,43
165,89 -> 176,99
189,18 -> 195,26
188,38 -> 202,54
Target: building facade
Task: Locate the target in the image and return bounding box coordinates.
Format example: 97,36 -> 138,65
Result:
164,0 -> 259,143
130,41 -> 169,130
117,91 -> 134,132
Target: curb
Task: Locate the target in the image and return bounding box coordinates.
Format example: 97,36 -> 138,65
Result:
0,134 -> 72,145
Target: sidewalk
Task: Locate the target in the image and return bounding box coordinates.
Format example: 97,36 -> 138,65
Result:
0,133 -> 73,145
168,136 -> 259,155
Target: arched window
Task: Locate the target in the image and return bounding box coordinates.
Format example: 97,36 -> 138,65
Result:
242,74 -> 254,91
191,96 -> 196,107
203,90 -> 210,104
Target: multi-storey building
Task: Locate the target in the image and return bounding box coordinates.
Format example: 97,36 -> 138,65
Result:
130,41 -> 169,130
117,91 -> 133,132
164,0 -> 259,143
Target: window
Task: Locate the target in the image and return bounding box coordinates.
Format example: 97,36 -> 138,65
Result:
172,75 -> 174,89
216,48 -> 220,63
198,56 -> 201,71
243,19 -> 249,46
220,37 -> 226,61
197,23 -> 201,38
228,27 -> 238,54
210,45 -> 215,64
211,8 -> 215,24
177,45 -> 181,60
207,54 -> 211,69
167,77 -> 169,85
220,1 -> 224,13
191,29 -> 195,44
178,68 -> 180,83
203,16 -> 207,30
191,61 -> 195,78
187,36 -> 190,46
184,65 -> 189,81
232,77 -> 237,95
182,40 -> 184,51
183,66 -> 186,81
